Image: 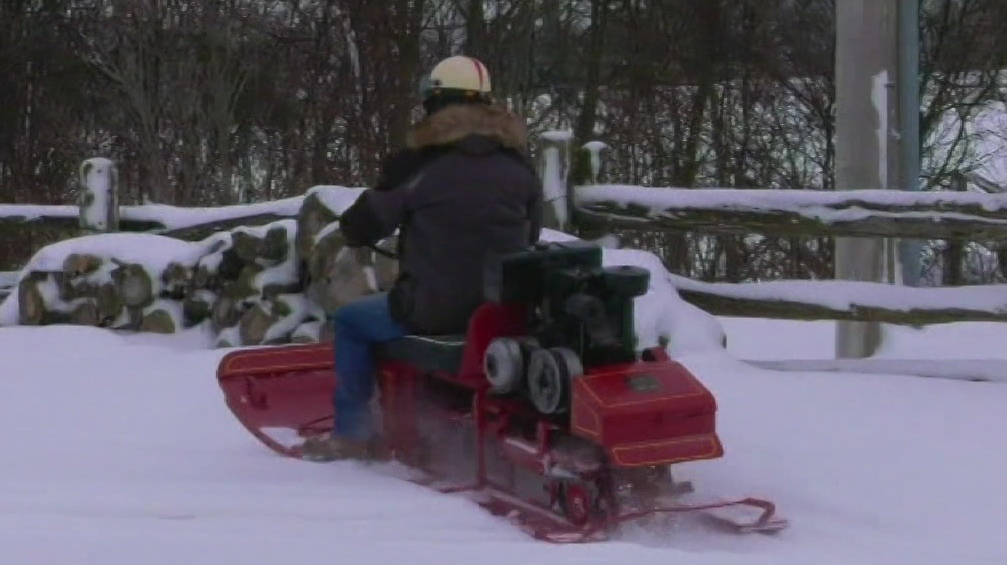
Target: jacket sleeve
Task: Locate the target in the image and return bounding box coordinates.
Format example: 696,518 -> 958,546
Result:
374,149 -> 420,191
341,149 -> 429,246
527,180 -> 544,245
505,148 -> 545,245
339,186 -> 412,247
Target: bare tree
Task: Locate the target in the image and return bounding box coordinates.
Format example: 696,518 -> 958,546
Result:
3,0 -> 1006,282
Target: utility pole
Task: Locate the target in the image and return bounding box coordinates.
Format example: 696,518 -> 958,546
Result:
834,0 -> 903,358
897,0 -> 923,287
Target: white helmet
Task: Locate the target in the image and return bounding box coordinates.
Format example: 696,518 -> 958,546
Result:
420,55 -> 492,103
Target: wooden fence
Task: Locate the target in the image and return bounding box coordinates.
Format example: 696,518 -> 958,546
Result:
3,148 -> 1007,330
533,136 -> 1007,326
2,148 -> 1006,380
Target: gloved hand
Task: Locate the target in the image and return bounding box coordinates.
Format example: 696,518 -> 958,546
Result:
349,246 -> 376,266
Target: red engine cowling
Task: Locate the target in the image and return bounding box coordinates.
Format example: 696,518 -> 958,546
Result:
569,349 -> 724,468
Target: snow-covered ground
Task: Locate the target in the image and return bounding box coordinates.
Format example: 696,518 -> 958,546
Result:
0,317 -> 1003,564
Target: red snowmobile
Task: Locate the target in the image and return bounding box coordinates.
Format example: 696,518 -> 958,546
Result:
216,240 -> 788,542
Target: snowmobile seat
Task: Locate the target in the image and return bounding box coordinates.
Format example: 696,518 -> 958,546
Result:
376,334 -> 467,374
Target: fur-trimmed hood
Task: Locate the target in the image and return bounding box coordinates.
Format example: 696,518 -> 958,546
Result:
406,103 -> 529,151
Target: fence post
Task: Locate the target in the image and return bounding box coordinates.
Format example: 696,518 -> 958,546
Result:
582,140 -> 608,185
568,140 -> 617,244
537,131 -> 573,231
78,157 -> 120,234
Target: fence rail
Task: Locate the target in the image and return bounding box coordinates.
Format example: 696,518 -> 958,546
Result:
574,183 -> 1007,240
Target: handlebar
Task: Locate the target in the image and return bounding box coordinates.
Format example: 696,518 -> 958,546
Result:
368,243 -> 398,260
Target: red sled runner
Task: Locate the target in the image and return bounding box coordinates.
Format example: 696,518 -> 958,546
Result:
217,241 -> 788,542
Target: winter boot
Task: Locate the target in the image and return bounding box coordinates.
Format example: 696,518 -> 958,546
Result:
299,434 -> 386,463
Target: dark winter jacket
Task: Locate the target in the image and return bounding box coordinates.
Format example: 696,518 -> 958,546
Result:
339,102 -> 544,335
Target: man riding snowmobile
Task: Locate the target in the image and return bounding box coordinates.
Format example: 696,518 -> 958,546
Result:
301,55 -> 545,462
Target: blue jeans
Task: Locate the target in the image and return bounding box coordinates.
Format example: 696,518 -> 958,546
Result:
331,292 -> 408,441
